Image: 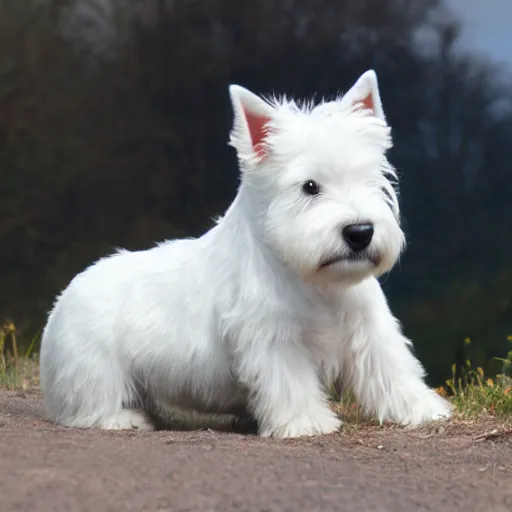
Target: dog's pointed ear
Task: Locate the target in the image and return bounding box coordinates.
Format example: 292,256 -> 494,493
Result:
341,70 -> 386,121
229,85 -> 275,163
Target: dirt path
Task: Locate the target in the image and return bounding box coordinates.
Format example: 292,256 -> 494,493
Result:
0,390 -> 511,512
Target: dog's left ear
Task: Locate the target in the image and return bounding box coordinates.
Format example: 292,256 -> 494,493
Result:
228,85 -> 275,163
341,70 -> 386,122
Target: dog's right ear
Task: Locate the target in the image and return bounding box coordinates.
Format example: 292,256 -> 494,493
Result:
340,70 -> 386,122
229,85 -> 275,164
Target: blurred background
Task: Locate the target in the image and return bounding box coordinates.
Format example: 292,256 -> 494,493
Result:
0,0 -> 510,386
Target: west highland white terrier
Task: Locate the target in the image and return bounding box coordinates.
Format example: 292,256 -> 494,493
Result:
39,70 -> 452,438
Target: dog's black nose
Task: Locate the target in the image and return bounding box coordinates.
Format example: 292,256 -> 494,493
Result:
342,223 -> 374,252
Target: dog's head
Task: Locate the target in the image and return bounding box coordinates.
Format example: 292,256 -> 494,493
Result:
228,70 -> 405,286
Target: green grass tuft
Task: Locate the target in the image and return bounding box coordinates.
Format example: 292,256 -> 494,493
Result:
437,336 -> 512,418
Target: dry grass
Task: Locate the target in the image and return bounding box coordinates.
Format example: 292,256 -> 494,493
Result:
0,322 -> 40,390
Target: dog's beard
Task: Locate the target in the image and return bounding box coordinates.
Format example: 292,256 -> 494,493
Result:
318,250 -> 381,270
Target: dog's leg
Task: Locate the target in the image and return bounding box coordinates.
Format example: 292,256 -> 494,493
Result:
342,278 -> 452,427
236,326 -> 341,439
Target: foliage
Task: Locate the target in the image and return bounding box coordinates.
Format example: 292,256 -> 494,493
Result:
398,270 -> 512,385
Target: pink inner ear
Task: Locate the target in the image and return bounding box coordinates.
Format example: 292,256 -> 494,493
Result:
244,109 -> 272,159
362,93 -> 374,113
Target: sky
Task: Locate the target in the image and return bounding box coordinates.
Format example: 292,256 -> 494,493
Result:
447,0 -> 512,69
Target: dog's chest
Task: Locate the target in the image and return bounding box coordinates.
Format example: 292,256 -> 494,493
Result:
299,294 -> 345,345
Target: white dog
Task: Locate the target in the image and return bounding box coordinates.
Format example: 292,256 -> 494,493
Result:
39,70 -> 452,438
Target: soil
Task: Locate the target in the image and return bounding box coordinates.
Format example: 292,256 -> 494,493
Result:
0,390 -> 511,512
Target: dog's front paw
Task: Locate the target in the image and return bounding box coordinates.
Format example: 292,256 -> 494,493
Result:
98,409 -> 155,431
400,390 -> 453,428
260,408 -> 342,439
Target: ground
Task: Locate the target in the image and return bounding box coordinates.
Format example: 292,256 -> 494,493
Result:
0,390 -> 511,512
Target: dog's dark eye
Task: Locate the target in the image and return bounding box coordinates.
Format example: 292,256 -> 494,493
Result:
302,180 -> 320,196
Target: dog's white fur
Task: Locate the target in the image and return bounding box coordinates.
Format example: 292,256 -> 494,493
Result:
39,70 -> 452,438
